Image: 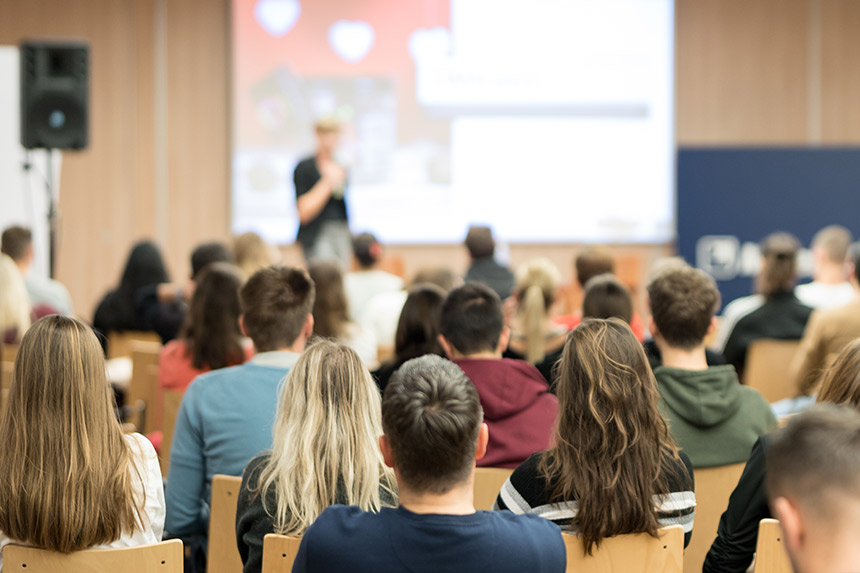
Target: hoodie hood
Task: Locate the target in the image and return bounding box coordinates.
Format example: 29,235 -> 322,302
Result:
655,365 -> 743,428
453,358 -> 554,420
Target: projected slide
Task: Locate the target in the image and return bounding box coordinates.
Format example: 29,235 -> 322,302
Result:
232,0 -> 674,244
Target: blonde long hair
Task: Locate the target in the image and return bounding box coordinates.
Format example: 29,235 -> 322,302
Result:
0,254 -> 31,341
516,258 -> 561,363
254,339 -> 395,535
0,316 -> 146,552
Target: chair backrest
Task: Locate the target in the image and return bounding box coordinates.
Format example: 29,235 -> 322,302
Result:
261,534 -> 302,573
744,339 -> 802,403
160,389 -> 183,477
208,474 -> 244,573
3,539 -> 183,572
473,467 -> 513,511
108,330 -> 161,360
564,525 -> 684,573
683,463 -> 746,573
753,519 -> 792,573
0,343 -> 20,418
128,340 -> 162,433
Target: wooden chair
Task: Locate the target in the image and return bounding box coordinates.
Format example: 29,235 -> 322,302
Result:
108,330 -> 161,360
0,343 -> 19,417
128,340 -> 163,433
160,389 -> 183,477
753,519 -> 792,573
744,340 -> 801,403
683,463 -> 746,573
564,525 -> 684,572
208,474 -> 244,573
261,534 -> 302,573
473,467 -> 513,511
4,539 -> 183,572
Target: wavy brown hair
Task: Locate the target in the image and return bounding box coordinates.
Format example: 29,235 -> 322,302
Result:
816,338 -> 860,408
308,262 -> 351,339
539,318 -> 683,554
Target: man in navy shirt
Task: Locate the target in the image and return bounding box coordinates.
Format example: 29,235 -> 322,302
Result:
292,354 -> 566,573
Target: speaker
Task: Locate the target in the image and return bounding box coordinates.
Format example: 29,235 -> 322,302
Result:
20,40 -> 89,150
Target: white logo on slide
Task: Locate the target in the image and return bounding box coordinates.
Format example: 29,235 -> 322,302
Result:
254,0 -> 300,38
328,20 -> 375,63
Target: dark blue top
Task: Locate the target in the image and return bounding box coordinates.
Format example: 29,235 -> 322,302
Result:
292,505 -> 566,573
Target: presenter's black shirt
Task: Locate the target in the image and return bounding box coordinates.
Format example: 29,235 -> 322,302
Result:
293,156 -> 348,249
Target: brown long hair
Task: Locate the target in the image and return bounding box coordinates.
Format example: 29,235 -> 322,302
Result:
757,232 -> 800,297
308,262 -> 350,339
539,318 -> 682,554
817,338 -> 860,408
0,316 -> 145,552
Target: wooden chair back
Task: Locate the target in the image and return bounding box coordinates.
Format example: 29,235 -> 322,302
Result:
473,467 -> 513,511
4,539 -> 183,572
127,340 -> 162,433
564,525 -> 684,573
683,463 -> 746,573
208,474 -> 244,573
0,343 -> 19,418
160,389 -> 183,477
753,519 -> 792,573
108,330 -> 161,360
744,339 -> 801,403
261,534 -> 302,573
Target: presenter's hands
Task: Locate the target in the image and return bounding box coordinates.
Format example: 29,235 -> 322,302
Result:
320,161 -> 347,199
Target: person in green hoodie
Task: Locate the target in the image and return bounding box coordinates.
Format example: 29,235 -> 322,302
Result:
647,263 -> 777,468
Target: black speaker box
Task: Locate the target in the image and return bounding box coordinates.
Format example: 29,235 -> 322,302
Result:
20,40 -> 89,150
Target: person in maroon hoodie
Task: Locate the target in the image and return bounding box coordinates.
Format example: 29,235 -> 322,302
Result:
438,282 -> 558,469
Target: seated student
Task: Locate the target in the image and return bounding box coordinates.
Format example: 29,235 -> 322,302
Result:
765,405 -> 860,573
463,225 -> 515,300
439,282 -> 558,468
795,224 -> 854,310
648,264 -> 776,468
0,254 -> 33,344
164,266 -> 314,541
1,225 -> 73,315
344,232 -> 403,321
704,337 -> 860,572
496,318 -> 695,548
581,273 -> 634,323
233,232 -> 280,279
371,284 -> 446,393
292,354 -> 566,573
236,340 -> 397,573
716,233 -> 813,377
0,316 -> 164,566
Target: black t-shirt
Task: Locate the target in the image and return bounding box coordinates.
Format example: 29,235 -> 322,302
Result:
293,157 -> 348,249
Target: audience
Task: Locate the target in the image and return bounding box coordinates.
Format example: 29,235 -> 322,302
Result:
308,262 -> 377,367
581,273 -> 634,323
1,225 -> 73,315
233,232 -> 279,279
704,337 -> 860,572
292,354 -> 566,572
496,318 -> 696,549
439,282 -> 557,468
371,283 -> 446,393
236,340 -> 397,573
344,232 -> 403,321
795,224 -> 854,309
716,232 -> 813,376
648,264 -> 776,467
463,225 -> 515,300
0,254 -> 33,344
0,316 -> 164,565
164,266 -> 314,547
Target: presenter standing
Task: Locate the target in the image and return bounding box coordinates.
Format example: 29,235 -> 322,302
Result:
294,118 -> 350,267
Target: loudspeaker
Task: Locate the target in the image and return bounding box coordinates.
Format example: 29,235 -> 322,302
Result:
20,40 -> 89,150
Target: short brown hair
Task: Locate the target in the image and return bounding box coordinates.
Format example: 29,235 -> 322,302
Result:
758,233 -> 800,297
647,265 -> 721,350
582,274 -> 633,324
1,226 -> 32,262
240,266 -> 315,352
575,249 -> 615,288
812,225 -> 852,264
382,355 -> 483,494
464,226 -> 495,259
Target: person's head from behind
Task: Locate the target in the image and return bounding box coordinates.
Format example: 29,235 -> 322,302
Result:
256,339 -> 393,535
544,318 -> 680,554
308,261 -> 350,338
647,263 -> 721,351
240,266 -> 315,352
766,405 -> 860,573
0,254 -> 31,342
191,241 -> 233,281
181,263 -> 245,370
314,117 -> 340,155
0,316 -> 144,552
811,225 -> 852,278
464,226 -> 495,261
757,232 -> 800,297
438,282 -> 507,359
575,248 -> 615,288
394,284 -> 446,364
381,355 -> 487,495
515,258 -> 561,363
352,232 -> 383,270
411,266 -> 460,293
234,232 -> 279,278
582,274 -> 633,324
815,338 -> 860,407
1,226 -> 33,269
119,240 -> 169,295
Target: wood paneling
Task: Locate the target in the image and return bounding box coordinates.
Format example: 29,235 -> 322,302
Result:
820,0 -> 860,143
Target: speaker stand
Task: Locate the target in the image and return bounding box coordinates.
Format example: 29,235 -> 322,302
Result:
45,148 -> 57,279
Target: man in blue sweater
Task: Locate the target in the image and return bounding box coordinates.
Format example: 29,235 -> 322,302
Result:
165,266 -> 315,541
292,355 -> 566,572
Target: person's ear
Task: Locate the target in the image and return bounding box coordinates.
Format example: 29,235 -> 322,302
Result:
379,435 -> 395,469
438,335 -> 455,358
475,423 -> 489,461
303,314 -> 314,339
772,497 -> 805,562
496,326 -> 511,353
239,315 -> 249,338
706,315 -> 718,337
648,316 -> 660,341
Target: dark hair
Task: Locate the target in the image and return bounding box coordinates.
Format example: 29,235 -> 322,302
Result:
383,355 -> 483,493
411,267 -> 459,292
111,241 -> 169,325
582,274 -> 634,324
393,284 -> 446,363
308,262 -> 350,339
352,233 -> 381,269
757,232 -> 800,297
575,249 -> 615,288
179,263 -> 245,370
240,266 -> 315,352
647,264 -> 721,350
464,226 -> 495,259
191,242 -> 233,280
440,282 -> 504,355
1,227 -> 32,262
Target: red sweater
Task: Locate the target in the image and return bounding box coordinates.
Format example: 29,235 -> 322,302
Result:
453,358 -> 558,469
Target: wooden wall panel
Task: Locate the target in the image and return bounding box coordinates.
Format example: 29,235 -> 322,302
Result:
820,0 -> 860,143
